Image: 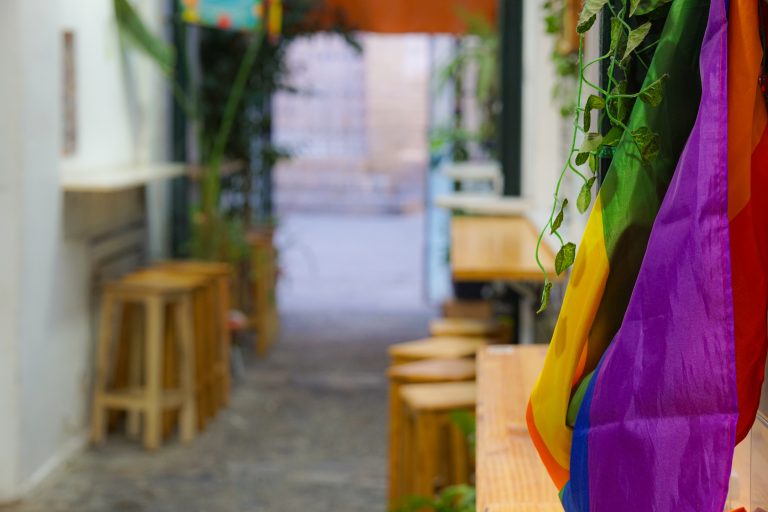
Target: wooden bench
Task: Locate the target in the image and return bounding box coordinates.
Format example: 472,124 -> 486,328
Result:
476,345 -> 561,511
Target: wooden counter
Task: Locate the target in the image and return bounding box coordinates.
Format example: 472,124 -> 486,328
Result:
476,345 -> 561,512
451,216 -> 557,283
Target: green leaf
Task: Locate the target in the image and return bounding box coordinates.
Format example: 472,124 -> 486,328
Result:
607,81 -> 631,123
537,281 -> 553,314
588,153 -> 598,173
551,198 -> 568,234
583,94 -> 605,132
580,132 -> 603,153
113,0 -> 175,75
578,0 -> 609,33
602,125 -> 623,146
586,95 -> 606,111
623,22 -> 652,60
575,152 -> 590,166
631,126 -> 661,162
555,242 -> 577,275
577,14 -> 598,33
638,73 -> 670,107
577,177 -> 597,213
609,17 -> 626,56
630,0 -> 672,16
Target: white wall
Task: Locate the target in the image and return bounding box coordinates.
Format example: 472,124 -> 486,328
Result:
521,3 -> 596,242
0,0 -> 170,501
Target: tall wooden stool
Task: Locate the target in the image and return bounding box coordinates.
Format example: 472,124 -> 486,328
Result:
247,230 -> 279,357
388,337 -> 489,366
154,261 -> 233,410
91,271 -> 206,450
388,359 -> 476,507
429,317 -> 502,339
400,382 -> 477,500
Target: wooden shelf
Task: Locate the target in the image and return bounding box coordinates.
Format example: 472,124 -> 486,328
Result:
61,162 -> 187,193
435,194 -> 530,216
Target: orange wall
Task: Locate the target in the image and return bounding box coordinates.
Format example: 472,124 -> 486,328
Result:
315,0 -> 497,34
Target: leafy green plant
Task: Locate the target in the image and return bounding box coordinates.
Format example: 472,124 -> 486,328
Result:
431,9 -> 500,161
394,485 -> 476,512
542,0 -> 579,117
113,0 -> 355,264
535,0 -> 671,312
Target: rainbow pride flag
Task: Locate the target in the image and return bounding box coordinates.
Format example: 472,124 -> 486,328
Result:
527,0 -> 710,490
528,0 -> 768,507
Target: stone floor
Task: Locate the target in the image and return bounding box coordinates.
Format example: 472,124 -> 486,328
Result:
3,213 -> 434,512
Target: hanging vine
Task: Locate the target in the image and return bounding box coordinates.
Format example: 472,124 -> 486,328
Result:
535,0 -> 672,312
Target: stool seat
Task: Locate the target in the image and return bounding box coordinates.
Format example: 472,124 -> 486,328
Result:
389,337 -> 488,364
154,260 -> 232,277
388,359 -> 476,383
430,317 -> 501,338
114,270 -> 208,295
400,382 -> 477,411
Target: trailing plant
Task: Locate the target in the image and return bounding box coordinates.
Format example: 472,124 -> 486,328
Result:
535,0 -> 672,312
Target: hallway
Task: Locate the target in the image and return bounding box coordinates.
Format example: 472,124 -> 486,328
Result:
4,213 -> 432,512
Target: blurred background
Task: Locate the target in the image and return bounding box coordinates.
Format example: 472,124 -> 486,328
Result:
0,1 -> 764,511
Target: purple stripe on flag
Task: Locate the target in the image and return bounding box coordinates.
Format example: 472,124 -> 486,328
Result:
581,0 -> 738,509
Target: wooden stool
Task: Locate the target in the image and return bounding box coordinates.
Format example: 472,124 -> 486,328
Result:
91,272 -> 206,450
400,382 -> 477,500
154,261 -> 233,410
388,359 -> 476,507
430,317 -> 502,339
442,299 -> 494,320
388,337 -> 489,366
247,230 -> 279,357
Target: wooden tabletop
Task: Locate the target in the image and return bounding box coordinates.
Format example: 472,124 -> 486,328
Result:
476,345 -> 562,512
450,216 -> 557,283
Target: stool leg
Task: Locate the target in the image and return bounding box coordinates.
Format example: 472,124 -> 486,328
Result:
143,296 -> 164,451
218,277 -> 231,406
414,411 -> 439,499
91,292 -> 117,445
126,304 -> 143,439
192,290 -> 210,428
449,422 -> 470,486
388,380 -> 403,507
176,295 -> 198,443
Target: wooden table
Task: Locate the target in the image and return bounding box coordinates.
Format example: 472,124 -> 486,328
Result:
451,216 -> 556,282
476,345 -> 562,512
450,216 -> 558,343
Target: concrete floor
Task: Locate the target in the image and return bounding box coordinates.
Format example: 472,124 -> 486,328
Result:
4,213 -> 433,512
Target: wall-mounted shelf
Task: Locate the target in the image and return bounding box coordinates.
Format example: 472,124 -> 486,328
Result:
434,193 -> 530,216
61,162 -> 187,193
